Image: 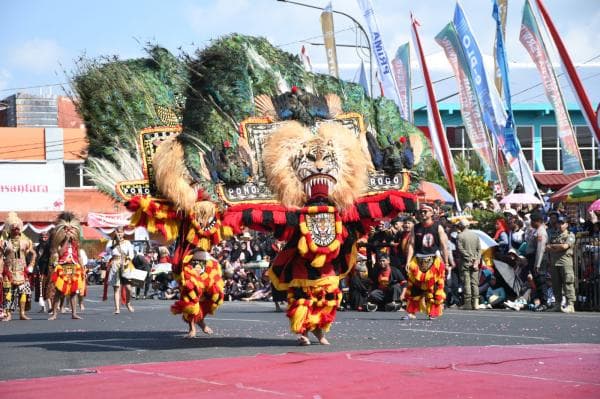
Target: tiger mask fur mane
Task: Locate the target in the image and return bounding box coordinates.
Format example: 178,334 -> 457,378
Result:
262,121 -> 370,210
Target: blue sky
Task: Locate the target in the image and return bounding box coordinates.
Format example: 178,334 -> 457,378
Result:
1,0 -> 599,105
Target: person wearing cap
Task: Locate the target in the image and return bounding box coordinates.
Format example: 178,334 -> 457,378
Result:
403,203 -> 449,320
546,215 -> 576,313
456,219 -> 481,310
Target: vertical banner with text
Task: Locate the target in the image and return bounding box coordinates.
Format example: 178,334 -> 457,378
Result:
391,43 -> 413,123
520,0 -> 584,174
454,2 -> 539,195
493,0 -> 508,97
435,23 -> 499,182
534,0 -> 600,148
357,0 -> 405,116
320,2 -> 339,78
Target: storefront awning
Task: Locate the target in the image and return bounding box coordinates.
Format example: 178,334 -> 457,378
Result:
533,171 -> 598,191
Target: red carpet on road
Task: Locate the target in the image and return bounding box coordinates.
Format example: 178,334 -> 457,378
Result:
3,344 -> 599,398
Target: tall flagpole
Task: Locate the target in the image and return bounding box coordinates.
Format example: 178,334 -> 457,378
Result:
411,14 -> 460,211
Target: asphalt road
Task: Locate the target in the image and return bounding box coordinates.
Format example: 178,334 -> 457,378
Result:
1,285 -> 599,381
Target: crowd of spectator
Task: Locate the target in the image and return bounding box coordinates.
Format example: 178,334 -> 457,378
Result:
106,197 -> 598,317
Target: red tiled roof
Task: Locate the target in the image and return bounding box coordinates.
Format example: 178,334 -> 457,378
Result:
533,171 -> 599,190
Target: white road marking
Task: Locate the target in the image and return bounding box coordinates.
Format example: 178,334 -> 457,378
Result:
451,363 -> 600,386
124,368 -> 302,397
394,328 -> 550,340
52,338 -> 148,352
215,318 -> 271,323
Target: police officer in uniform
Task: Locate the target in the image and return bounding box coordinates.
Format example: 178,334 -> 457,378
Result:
546,215 -> 576,313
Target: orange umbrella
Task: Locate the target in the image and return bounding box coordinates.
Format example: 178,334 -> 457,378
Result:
416,181 -> 455,203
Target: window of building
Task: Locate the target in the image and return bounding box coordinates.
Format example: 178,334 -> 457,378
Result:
540,126 -> 559,170
64,162 -> 94,188
516,126 -> 533,166
576,126 -> 597,170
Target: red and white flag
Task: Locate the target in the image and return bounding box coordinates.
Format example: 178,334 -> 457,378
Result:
411,14 -> 460,210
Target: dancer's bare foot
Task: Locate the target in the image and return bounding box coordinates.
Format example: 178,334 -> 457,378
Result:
297,335 -> 311,346
2,313 -> 12,322
185,321 -> 197,338
19,314 -> 31,321
114,309 -> 120,314
79,304 -> 85,312
72,314 -> 82,320
184,331 -> 196,338
126,304 -> 134,313
312,328 -> 330,345
48,313 -> 57,321
198,320 -> 213,335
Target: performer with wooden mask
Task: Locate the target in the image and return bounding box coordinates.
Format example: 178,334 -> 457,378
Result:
48,212 -> 85,320
1,212 -> 36,321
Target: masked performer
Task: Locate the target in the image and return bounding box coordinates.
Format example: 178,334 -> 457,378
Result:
224,91 -> 415,345
48,212 -> 85,320
1,212 -> 36,321
125,138 -> 232,337
404,204 -> 449,320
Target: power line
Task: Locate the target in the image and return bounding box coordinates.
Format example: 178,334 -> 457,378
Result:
0,82 -> 71,93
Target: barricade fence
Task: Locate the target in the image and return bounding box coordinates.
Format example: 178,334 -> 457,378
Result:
575,236 -> 600,311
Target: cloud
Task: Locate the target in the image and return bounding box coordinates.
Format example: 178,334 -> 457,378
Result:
9,38 -> 65,74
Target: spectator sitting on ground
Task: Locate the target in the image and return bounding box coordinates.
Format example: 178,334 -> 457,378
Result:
241,273 -> 272,301
366,252 -> 406,312
480,275 -> 507,309
160,271 -> 179,300
348,256 -> 372,311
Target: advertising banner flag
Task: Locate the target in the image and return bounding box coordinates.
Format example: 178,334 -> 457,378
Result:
493,0 -> 508,97
320,2 -> 339,78
520,0 -> 584,174
492,0 -> 539,195
411,15 -> 460,209
357,0 -> 405,117
435,23 -> 499,181
391,43 -> 413,123
534,0 -> 600,148
453,2 -> 539,195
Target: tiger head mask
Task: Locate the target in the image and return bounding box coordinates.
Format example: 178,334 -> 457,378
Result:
262,121 -> 370,210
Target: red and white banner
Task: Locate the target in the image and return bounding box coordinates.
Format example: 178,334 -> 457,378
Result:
411,14 -> 460,210
87,212 -> 132,228
534,0 -> 600,148
0,163 -> 64,212
521,0 -> 584,174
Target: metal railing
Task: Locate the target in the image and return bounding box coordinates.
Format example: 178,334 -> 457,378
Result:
574,235 -> 600,311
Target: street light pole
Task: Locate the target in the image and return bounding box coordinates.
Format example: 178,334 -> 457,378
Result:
276,0 -> 373,96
